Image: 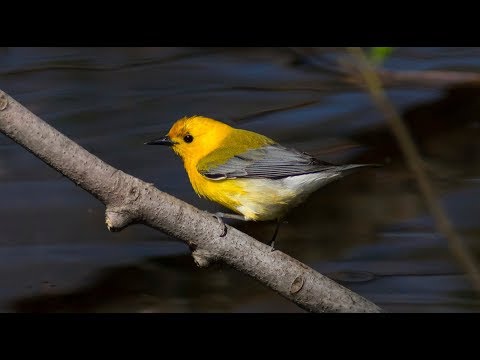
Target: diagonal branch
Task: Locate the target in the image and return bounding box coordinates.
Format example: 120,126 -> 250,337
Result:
0,89 -> 381,313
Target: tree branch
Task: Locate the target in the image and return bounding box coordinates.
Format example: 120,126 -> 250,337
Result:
0,89 -> 382,313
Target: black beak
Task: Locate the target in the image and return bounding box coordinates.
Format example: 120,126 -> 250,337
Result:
144,135 -> 175,146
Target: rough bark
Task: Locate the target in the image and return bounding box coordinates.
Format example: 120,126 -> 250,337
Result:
0,89 -> 382,313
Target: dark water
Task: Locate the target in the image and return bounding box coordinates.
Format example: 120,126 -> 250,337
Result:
1,47 -> 479,312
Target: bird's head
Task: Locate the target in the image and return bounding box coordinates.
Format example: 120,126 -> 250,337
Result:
145,116 -> 233,164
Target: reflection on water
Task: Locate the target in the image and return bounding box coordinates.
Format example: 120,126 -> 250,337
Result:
1,47 -> 480,312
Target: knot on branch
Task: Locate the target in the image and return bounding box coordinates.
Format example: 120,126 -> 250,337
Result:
192,249 -> 217,268
105,207 -> 134,232
0,92 -> 8,111
290,274 -> 305,294
126,183 -> 141,202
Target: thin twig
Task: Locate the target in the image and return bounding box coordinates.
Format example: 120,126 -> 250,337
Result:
347,47 -> 480,293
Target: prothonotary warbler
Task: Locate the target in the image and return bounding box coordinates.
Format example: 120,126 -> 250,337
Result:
146,116 -> 379,249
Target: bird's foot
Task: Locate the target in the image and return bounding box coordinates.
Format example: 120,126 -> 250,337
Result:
211,212 -> 246,237
212,214 -> 228,237
267,239 -> 276,252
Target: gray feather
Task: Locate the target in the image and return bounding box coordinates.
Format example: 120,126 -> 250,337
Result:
200,144 -> 379,180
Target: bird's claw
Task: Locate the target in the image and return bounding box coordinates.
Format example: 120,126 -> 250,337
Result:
213,214 -> 228,237
267,240 -> 276,252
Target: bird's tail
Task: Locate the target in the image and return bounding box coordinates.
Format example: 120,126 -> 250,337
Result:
335,163 -> 383,175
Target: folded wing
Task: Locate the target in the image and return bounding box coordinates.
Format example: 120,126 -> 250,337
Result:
198,144 -> 352,180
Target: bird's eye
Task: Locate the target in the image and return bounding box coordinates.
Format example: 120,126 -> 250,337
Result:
184,134 -> 194,143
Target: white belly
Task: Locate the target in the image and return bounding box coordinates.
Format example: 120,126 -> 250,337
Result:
233,172 -> 341,221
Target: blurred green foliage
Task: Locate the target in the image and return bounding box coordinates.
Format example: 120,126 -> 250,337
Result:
368,47 -> 394,66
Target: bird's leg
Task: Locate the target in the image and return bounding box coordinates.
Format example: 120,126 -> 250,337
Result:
267,219 -> 282,251
212,212 -> 247,237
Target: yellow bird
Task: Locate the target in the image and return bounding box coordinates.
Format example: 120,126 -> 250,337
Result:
146,116 -> 377,248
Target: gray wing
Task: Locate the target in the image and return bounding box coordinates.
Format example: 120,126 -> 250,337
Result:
200,144 -> 346,180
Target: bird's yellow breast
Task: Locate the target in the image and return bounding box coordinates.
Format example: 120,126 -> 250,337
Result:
184,157 -> 246,212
